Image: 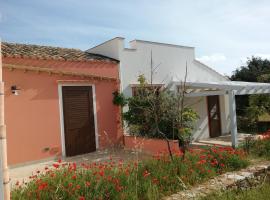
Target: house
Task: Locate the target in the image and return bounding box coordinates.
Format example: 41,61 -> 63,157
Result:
88,37 -> 270,147
1,42 -> 122,166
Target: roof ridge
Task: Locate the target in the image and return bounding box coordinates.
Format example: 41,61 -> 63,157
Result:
2,41 -> 82,52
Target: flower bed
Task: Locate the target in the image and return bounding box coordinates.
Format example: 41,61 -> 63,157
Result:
12,146 -> 248,200
249,130 -> 270,159
124,135 -> 180,155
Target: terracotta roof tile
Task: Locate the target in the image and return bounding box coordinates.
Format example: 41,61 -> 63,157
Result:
1,42 -> 118,63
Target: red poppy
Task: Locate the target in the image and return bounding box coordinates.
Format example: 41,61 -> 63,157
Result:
143,170 -> 151,178
72,162 -> 77,171
85,181 -> 91,187
197,159 -> 207,165
78,196 -> 85,200
38,182 -> 48,191
52,163 -> 60,169
99,170 -> 105,177
115,185 -> 123,192
152,178 -> 159,184
72,175 -> 77,180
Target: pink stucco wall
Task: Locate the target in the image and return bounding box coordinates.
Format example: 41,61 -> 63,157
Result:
3,58 -> 122,166
124,135 -> 180,155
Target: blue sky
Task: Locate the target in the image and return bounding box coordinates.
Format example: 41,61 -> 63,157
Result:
1,0 -> 270,75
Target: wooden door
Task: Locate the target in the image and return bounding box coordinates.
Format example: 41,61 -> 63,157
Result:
62,86 -> 96,156
207,95 -> 222,138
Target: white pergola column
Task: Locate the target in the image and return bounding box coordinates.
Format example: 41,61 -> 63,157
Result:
228,90 -> 238,148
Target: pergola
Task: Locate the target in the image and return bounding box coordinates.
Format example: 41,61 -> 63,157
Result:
171,80 -> 270,148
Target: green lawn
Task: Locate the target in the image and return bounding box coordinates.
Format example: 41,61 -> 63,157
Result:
201,183 -> 270,200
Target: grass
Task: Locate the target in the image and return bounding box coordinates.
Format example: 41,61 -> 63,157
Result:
11,146 -> 248,200
200,183 -> 270,200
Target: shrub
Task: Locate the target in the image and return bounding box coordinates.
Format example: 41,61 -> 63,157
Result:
12,146 -> 248,200
123,75 -> 198,146
249,132 -> 270,159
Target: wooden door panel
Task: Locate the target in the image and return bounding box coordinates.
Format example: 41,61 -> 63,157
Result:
62,86 -> 96,157
207,96 -> 222,138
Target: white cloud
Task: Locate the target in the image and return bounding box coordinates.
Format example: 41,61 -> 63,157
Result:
197,53 -> 226,63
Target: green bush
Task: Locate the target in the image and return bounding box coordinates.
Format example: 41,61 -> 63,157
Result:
249,134 -> 270,159
123,75 -> 198,145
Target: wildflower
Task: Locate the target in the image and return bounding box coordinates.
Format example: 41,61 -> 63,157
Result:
143,170 -> 151,178
78,196 -> 85,200
197,159 -> 207,165
52,163 -> 60,169
115,185 -> 123,192
199,155 -> 206,160
152,178 -> 159,184
85,181 -> 91,187
72,175 -> 77,180
99,170 -> 105,177
38,182 -> 48,191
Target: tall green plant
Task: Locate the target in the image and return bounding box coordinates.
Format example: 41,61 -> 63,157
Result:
123,75 -> 198,146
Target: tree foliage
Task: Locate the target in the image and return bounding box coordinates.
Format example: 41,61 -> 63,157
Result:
231,57 -> 270,82
231,57 -> 270,132
123,75 -> 198,146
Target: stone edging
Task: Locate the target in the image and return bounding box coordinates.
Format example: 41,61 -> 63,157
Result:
163,161 -> 270,200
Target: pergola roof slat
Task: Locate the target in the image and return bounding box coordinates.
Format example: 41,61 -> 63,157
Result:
173,80 -> 270,95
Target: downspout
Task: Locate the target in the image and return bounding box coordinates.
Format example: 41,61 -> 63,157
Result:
0,40 -> 10,199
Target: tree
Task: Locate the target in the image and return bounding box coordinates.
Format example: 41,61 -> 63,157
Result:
231,57 -> 270,132
123,75 -> 198,159
231,57 -> 270,82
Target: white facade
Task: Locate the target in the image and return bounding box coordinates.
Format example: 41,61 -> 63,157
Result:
88,37 -> 231,141
88,37 -> 228,96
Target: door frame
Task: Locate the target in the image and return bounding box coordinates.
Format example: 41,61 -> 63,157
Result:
206,95 -> 222,138
58,83 -> 99,157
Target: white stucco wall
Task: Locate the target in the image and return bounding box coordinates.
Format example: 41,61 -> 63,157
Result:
88,38 -> 230,140
220,94 -> 230,135
186,97 -> 210,141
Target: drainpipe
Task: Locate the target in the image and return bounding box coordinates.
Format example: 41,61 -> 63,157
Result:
0,40 -> 10,199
